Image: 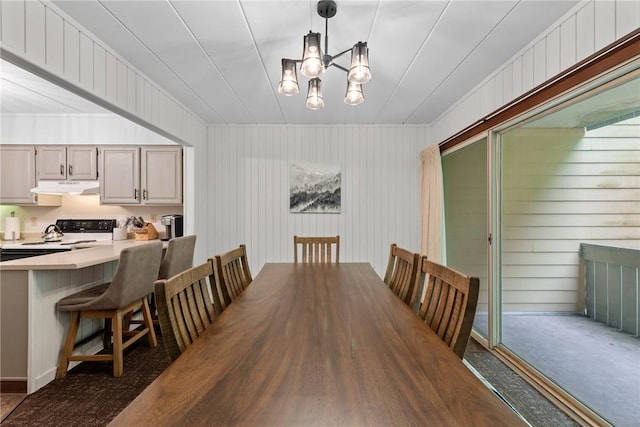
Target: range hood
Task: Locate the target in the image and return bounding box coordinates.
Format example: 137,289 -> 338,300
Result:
30,180 -> 100,195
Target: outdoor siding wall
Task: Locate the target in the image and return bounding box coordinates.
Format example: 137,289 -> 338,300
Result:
431,0 -> 640,145
501,119 -> 640,312
208,125 -> 427,277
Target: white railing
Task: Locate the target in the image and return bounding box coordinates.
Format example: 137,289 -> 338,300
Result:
580,244 -> 639,337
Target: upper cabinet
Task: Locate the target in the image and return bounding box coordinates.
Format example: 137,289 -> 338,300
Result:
141,147 -> 183,205
99,147 -> 140,205
0,146 -> 36,204
0,146 -> 61,205
36,146 -> 98,180
99,146 -> 182,205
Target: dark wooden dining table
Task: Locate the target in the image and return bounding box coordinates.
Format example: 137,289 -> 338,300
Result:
109,263 -> 526,426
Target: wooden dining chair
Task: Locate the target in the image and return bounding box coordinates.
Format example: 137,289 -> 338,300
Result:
210,244 -> 253,310
294,235 -> 340,263
56,242 -> 163,378
383,243 -> 421,309
416,257 -> 480,359
154,261 -> 217,362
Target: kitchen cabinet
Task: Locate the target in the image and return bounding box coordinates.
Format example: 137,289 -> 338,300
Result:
99,146 -> 182,205
36,146 -> 98,180
141,147 -> 182,205
0,146 -> 60,206
99,147 -> 140,204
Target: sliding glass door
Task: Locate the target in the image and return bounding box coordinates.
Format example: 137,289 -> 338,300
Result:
496,73 -> 639,426
442,68 -> 639,426
441,138 -> 489,340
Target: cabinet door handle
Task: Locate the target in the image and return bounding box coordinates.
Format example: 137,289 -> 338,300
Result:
135,189 -> 139,200
68,164 -> 73,176
143,189 -> 147,200
60,164 -> 64,176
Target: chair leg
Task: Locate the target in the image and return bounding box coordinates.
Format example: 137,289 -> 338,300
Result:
56,311 -> 81,379
112,312 -> 124,377
103,318 -> 112,350
122,310 -> 133,332
141,297 -> 158,348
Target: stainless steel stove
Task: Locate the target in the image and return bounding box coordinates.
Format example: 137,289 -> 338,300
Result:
1,219 -> 116,261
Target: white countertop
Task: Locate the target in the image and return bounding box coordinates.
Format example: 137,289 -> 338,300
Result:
0,239 -> 167,271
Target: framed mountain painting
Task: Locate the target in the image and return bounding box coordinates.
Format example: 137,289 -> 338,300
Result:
289,162 -> 341,213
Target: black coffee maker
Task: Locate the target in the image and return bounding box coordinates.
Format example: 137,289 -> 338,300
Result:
160,214 -> 184,241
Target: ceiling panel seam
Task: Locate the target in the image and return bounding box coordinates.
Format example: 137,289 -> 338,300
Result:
1,77 -> 84,113
405,1 -> 521,123
373,0 -> 451,124
237,0 -> 283,123
94,0 -> 223,122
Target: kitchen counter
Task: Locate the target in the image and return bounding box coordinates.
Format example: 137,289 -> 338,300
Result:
0,238 -> 168,394
0,239 -> 166,270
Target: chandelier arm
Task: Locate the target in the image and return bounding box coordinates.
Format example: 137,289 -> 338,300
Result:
330,63 -> 349,73
330,47 -> 352,61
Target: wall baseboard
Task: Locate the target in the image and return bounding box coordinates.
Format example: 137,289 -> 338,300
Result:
1,380 -> 27,393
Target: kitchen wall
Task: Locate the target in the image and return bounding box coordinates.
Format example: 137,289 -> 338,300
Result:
1,115 -> 177,145
0,195 -> 182,238
208,125 -> 428,277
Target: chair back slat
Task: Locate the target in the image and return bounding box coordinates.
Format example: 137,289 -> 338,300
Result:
210,244 -> 253,309
294,235 -> 340,263
417,258 -> 480,359
155,261 -> 216,362
383,243 -> 420,308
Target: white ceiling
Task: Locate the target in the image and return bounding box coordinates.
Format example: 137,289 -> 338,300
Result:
0,59 -> 111,115
27,0 -> 578,125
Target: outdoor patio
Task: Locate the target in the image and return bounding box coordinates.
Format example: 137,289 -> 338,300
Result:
475,313 -> 640,426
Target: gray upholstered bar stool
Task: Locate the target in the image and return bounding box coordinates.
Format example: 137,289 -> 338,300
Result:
158,235 -> 197,280
149,235 -> 197,324
56,242 -> 163,378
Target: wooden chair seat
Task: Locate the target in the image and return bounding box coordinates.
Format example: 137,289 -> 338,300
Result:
294,235 -> 340,263
154,261 -> 217,362
416,258 -> 480,359
56,242 -> 163,378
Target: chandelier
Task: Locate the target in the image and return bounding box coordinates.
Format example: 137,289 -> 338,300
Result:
278,0 -> 371,110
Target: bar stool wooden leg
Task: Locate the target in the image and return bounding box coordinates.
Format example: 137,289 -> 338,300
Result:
112,312 -> 124,377
56,311 -> 81,379
103,318 -> 112,351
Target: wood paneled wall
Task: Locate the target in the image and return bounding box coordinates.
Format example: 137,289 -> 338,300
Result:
208,125 -> 427,277
431,0 -> 640,144
0,0 -> 205,146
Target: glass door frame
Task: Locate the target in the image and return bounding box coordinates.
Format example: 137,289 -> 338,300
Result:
479,61 -> 640,427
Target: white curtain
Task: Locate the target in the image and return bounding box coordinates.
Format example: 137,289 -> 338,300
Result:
419,144 -> 444,263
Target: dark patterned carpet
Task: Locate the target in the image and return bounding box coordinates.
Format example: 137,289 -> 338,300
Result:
1,337 -> 171,426
2,337 -> 575,426
464,339 -> 579,427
